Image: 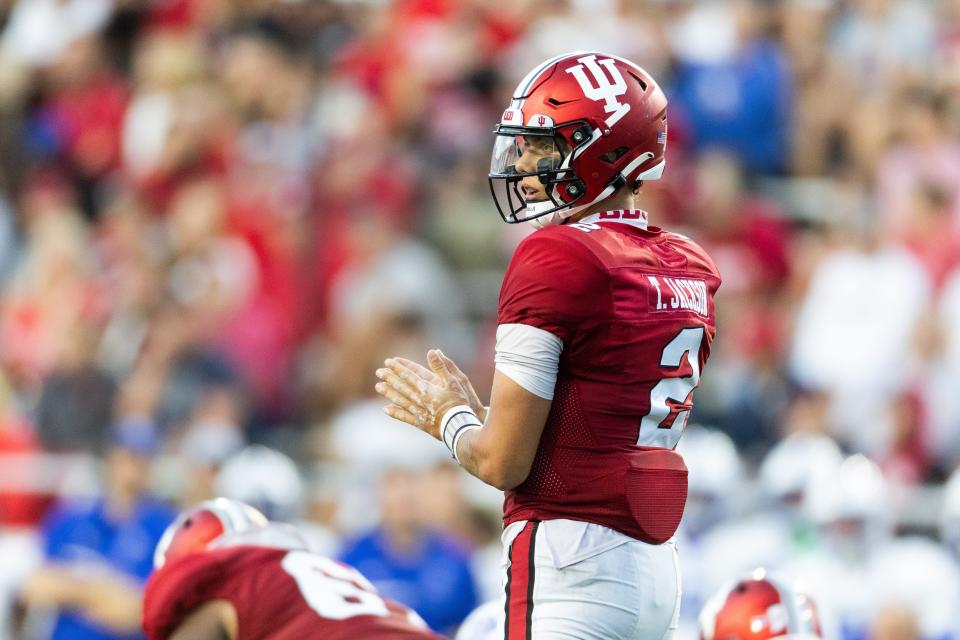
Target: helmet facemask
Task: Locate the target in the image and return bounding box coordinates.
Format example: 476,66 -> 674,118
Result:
488,122 -> 588,225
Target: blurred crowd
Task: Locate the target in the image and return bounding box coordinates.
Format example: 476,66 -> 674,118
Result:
0,0 -> 957,638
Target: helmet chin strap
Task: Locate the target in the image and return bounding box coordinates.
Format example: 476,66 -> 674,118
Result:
526,154 -> 663,230
525,192 -> 603,230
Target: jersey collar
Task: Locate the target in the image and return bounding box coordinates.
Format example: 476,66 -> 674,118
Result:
577,209 -> 649,229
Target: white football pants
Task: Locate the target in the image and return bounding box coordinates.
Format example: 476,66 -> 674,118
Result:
498,519 -> 681,640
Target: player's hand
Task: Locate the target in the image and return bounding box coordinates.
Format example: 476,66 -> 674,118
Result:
375,350 -> 482,439
434,350 -> 488,421
390,352 -> 487,421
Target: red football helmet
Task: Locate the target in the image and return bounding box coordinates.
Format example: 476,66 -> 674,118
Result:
489,51 -> 668,227
699,570 -> 822,640
153,498 -> 268,569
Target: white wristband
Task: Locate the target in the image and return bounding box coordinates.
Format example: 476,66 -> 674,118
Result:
440,405 -> 482,463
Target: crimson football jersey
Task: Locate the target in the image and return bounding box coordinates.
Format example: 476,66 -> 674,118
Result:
498,209 -> 721,544
142,545 -> 443,640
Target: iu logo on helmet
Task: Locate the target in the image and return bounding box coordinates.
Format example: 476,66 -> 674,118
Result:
565,54 -> 630,128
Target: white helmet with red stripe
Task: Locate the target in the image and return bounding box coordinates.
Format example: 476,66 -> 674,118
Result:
213,445 -> 305,522
699,569 -> 822,640
759,433 -> 843,507
153,497 -> 268,569
489,51 -> 668,228
804,453 -> 888,527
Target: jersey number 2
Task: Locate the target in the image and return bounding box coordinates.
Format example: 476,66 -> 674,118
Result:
637,326 -> 705,449
282,551 -> 389,621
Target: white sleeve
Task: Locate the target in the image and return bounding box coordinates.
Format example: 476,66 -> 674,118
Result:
494,323 -> 563,400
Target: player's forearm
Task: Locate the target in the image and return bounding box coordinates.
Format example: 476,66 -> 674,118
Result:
454,425 -> 529,491
20,569 -> 86,609
80,583 -> 144,633
446,372 -> 550,490
21,569 -> 142,632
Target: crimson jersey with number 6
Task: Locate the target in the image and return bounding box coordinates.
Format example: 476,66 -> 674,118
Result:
499,212 -> 720,544
142,546 -> 442,640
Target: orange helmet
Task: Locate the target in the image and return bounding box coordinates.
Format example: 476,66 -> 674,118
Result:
153,498 -> 268,569
699,571 -> 822,640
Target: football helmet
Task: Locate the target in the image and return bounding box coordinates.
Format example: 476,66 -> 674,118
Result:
489,51 -> 668,228
804,453 -> 887,526
804,453 -> 890,560
213,445 -> 305,522
153,497 -> 268,569
699,570 -> 822,640
759,434 -> 843,507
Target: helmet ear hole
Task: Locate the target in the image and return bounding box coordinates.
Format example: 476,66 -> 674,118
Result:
600,147 -> 630,164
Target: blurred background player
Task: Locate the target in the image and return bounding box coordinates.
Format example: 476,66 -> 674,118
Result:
212,444 -> 339,556
376,50 -> 720,640
755,432 -> 845,554
698,570 -> 822,640
674,426 -> 747,639
787,454 -> 960,640
143,498 -> 444,640
679,430 -> 846,614
20,419 -> 174,640
338,465 -> 479,636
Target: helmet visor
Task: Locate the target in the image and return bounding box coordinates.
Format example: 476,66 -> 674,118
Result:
488,128 -> 581,224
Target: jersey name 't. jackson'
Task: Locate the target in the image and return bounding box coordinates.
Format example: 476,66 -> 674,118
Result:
647,275 -> 709,316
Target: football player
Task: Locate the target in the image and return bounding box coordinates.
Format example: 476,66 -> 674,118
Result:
699,570 -> 822,640
675,432 -> 842,640
375,51 -> 721,639
142,498 -> 443,640
790,455 -> 960,640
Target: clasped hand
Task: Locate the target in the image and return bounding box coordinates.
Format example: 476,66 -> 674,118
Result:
375,349 -> 485,440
